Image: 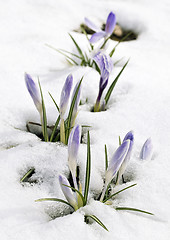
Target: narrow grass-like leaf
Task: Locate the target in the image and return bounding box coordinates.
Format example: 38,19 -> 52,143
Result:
100,36 -> 110,49
69,33 -> 85,60
62,184 -> 85,206
65,77 -> 83,144
45,44 -> 79,65
105,144 -> 108,171
115,207 -> 154,215
119,136 -> 122,146
38,80 -> 48,142
50,115 -> 60,142
58,49 -> 82,59
48,92 -> 60,112
109,32 -> 133,57
80,26 -> 93,51
104,60 -> 129,105
84,131 -> 91,204
20,168 -> 35,182
85,215 -> 108,231
103,183 -> 137,203
35,198 -> 74,209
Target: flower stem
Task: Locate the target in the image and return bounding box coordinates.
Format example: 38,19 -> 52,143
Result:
60,118 -> 66,144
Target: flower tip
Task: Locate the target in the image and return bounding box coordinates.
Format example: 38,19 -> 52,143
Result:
123,130 -> 134,143
105,11 -> 116,35
140,138 -> 153,160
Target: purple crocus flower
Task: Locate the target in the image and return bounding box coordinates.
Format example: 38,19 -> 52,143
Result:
93,51 -> 113,111
116,131 -> 134,184
59,174 -> 78,210
68,125 -> 81,190
71,81 -> 81,127
100,139 -> 130,201
59,74 -> 73,118
25,73 -> 42,114
85,12 -> 116,44
140,138 -> 153,160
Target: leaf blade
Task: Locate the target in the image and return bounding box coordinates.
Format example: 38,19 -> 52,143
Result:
35,198 -> 74,209
115,207 -> 154,215
104,60 -> 129,105
85,215 -> 108,231
84,131 -> 91,204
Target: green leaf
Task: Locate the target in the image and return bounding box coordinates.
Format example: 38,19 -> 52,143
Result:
105,144 -> 108,171
38,80 -> 48,142
35,198 -> 74,209
100,36 -> 110,49
115,207 -> 154,215
45,44 -> 79,65
68,33 -> 85,60
104,60 -> 129,105
58,48 -> 82,59
48,92 -> 60,112
85,215 -> 108,231
103,183 -> 137,203
20,168 -> 35,182
109,32 -> 133,57
119,136 -> 122,146
65,77 -> 83,144
84,131 -> 91,205
62,184 -> 85,206
50,115 -> 60,142
80,26 -> 93,51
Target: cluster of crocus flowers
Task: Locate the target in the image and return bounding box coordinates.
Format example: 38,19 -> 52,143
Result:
59,125 -> 84,210
25,72 -> 81,144
93,51 -> 113,112
100,131 -> 134,202
85,11 -> 116,44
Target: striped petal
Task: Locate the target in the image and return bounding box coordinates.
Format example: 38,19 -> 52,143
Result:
105,12 -> 116,35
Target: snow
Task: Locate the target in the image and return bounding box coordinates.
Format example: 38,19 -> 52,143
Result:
0,0 -> 170,239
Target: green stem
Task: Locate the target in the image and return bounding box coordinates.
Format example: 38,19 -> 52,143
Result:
60,118 -> 66,144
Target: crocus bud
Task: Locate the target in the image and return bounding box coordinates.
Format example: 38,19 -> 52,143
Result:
117,131 -> 134,184
93,51 -> 113,111
59,175 -> 78,210
71,81 -> 81,127
140,138 -> 153,160
25,73 -> 42,114
68,125 -> 81,188
100,140 -> 130,202
105,140 -> 131,186
59,74 -> 73,118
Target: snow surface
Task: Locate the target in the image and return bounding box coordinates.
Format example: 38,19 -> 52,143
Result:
0,0 -> 170,239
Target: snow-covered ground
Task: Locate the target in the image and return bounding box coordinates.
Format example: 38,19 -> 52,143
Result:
0,0 -> 170,239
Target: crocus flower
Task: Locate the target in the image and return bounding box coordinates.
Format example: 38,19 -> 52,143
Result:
59,74 -> 73,118
59,74 -> 73,144
100,139 -> 130,201
140,138 -> 153,160
93,51 -> 113,111
71,81 -> 81,127
85,11 -> 116,44
25,73 -> 42,114
68,125 -> 81,190
59,174 -> 78,210
116,131 -> 134,185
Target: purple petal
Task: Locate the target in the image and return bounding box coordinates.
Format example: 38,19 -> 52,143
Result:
59,175 -> 77,210
105,140 -> 130,184
25,73 -> 42,113
117,131 -> 134,183
60,74 -> 73,118
89,31 -> 106,43
94,52 -> 113,97
84,17 -> 100,32
105,12 -> 116,35
140,138 -> 153,160
68,125 -> 81,177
